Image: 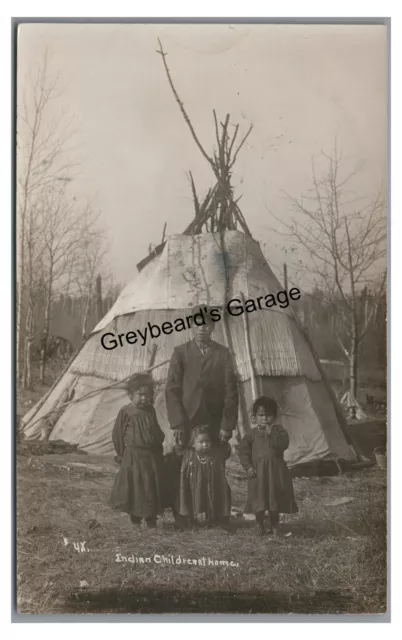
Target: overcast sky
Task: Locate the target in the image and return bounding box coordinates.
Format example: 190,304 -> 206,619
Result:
17,23 -> 387,288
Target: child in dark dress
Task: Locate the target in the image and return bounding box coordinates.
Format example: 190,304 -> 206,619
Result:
239,396 -> 298,536
179,426 -> 231,528
109,373 -> 165,528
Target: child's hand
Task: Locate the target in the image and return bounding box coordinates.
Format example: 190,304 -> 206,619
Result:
246,466 -> 256,479
219,429 -> 231,443
114,455 -> 122,465
173,443 -> 186,458
173,428 -> 188,448
220,441 -> 231,459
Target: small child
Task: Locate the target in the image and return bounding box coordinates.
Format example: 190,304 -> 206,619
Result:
109,373 -> 165,528
239,396 -> 298,536
179,426 -> 231,528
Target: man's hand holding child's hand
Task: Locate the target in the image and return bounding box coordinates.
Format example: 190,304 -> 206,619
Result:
246,466 -> 256,479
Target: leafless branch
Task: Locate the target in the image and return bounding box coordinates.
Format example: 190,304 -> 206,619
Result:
157,39 -> 213,170
270,142 -> 386,397
229,123 -> 253,169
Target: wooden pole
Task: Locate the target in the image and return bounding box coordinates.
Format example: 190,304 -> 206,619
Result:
296,319 -> 368,462
218,230 -> 248,440
22,358 -> 171,434
240,292 -> 258,401
148,343 -> 158,368
283,262 -> 288,290
161,222 -> 167,244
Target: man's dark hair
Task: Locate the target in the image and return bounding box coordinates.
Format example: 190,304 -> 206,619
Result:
251,396 -> 278,417
191,305 -> 216,325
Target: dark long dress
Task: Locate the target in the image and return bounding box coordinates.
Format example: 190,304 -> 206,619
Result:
162,448 -> 183,513
239,425 -> 298,514
179,443 -> 231,520
110,403 -> 165,518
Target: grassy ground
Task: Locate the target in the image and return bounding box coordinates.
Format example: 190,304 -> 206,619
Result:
16,443 -> 387,615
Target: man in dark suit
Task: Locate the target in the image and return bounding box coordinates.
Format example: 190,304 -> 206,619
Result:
165,307 -> 239,448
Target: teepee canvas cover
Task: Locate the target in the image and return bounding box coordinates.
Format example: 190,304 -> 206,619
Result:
22,230 -> 356,468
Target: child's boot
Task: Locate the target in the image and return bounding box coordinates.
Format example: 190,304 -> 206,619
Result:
270,511 -> 280,536
255,511 -> 265,536
130,514 -> 141,526
145,516 -> 157,529
217,516 -> 232,532
173,513 -> 188,531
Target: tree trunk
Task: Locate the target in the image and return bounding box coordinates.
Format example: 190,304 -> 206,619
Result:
40,283 -> 52,384
23,305 -> 33,390
96,274 -> 102,322
349,330 -> 358,400
81,288 -> 92,344
16,226 -> 26,382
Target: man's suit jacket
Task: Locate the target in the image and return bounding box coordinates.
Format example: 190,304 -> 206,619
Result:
165,339 -> 239,436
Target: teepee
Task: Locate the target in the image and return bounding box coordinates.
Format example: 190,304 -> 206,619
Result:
21,227 -> 357,467
21,42 -> 358,469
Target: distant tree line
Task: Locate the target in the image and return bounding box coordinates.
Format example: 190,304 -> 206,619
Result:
294,288 -> 386,381
30,284 -> 120,354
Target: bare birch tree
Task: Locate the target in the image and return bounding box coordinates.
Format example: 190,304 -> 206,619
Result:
272,144 -> 386,401
37,190 -> 98,383
17,49 -> 76,383
71,209 -> 108,344
21,199 -> 45,389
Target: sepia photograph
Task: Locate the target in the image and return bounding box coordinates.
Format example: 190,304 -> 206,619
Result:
15,20 -> 388,616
